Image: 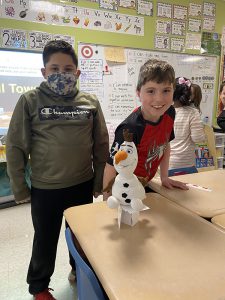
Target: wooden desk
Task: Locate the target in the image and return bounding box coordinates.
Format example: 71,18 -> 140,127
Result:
149,169 -> 225,218
64,193 -> 225,300
211,214 -> 225,231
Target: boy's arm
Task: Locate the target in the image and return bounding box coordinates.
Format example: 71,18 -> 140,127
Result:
6,96 -> 31,203
92,100 -> 109,193
160,144 -> 188,190
103,163 -> 117,201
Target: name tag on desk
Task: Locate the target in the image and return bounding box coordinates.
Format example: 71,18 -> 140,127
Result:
186,183 -> 212,192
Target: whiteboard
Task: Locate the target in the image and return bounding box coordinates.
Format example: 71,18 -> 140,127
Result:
78,43 -> 218,143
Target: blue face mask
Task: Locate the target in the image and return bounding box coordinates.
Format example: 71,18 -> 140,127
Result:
47,72 -> 77,95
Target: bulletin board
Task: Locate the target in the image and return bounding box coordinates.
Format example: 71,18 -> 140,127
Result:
78,42 -> 218,143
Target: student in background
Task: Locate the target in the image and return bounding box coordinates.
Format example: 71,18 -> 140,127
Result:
190,83 -> 202,113
169,77 -> 206,173
217,81 -> 225,131
6,40 -> 109,300
103,59 -> 188,199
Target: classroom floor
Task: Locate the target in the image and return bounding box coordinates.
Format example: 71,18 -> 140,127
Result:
0,197 -> 102,300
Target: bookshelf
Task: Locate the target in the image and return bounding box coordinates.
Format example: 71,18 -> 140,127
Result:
197,125 -> 225,172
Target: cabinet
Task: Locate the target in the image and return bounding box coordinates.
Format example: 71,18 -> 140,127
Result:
0,144 -> 15,206
214,133 -> 225,169
195,125 -> 217,171
201,125 -> 225,171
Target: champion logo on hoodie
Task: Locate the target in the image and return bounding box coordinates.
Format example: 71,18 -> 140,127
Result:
39,106 -> 92,121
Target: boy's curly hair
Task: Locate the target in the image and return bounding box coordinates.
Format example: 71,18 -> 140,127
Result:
136,59 -> 175,91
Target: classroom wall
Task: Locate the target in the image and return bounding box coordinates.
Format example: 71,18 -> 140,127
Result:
0,0 -> 225,125
1,0 -> 225,50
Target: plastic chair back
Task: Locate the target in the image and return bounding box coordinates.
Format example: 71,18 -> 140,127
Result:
65,227 -> 108,300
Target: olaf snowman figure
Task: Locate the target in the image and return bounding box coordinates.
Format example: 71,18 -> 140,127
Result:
107,129 -> 147,226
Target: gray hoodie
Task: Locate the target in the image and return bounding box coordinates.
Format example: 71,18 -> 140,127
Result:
6,81 -> 109,201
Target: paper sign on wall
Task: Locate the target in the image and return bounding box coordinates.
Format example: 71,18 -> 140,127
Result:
104,47 -> 126,63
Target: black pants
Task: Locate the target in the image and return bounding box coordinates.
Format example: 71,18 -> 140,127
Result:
27,179 -> 93,295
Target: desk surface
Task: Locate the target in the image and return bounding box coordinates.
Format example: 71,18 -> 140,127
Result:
211,213 -> 225,230
149,169 -> 225,218
64,193 -> 225,300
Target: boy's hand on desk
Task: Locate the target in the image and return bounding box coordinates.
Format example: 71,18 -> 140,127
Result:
161,177 -> 189,190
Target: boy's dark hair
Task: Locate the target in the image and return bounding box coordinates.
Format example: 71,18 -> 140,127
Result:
42,40 -> 78,67
173,77 -> 191,106
136,59 -> 175,91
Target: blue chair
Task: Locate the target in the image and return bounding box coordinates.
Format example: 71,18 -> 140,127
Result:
168,166 -> 198,177
65,227 -> 108,300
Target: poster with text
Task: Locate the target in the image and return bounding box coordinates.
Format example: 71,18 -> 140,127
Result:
1,29 -> 27,49
171,21 -> 186,36
157,3 -> 172,18
155,35 -> 170,50
119,0 -> 136,9
156,20 -> 171,34
203,17 -> 215,31
203,2 -> 216,17
137,0 -> 153,16
188,18 -> 202,32
189,3 -> 202,17
171,37 -> 185,52
99,0 -> 119,11
185,33 -> 201,50
173,5 -> 188,20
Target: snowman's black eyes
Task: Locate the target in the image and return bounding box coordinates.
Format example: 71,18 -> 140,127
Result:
127,149 -> 133,154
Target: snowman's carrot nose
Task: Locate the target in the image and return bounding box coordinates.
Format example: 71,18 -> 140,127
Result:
115,150 -> 128,164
